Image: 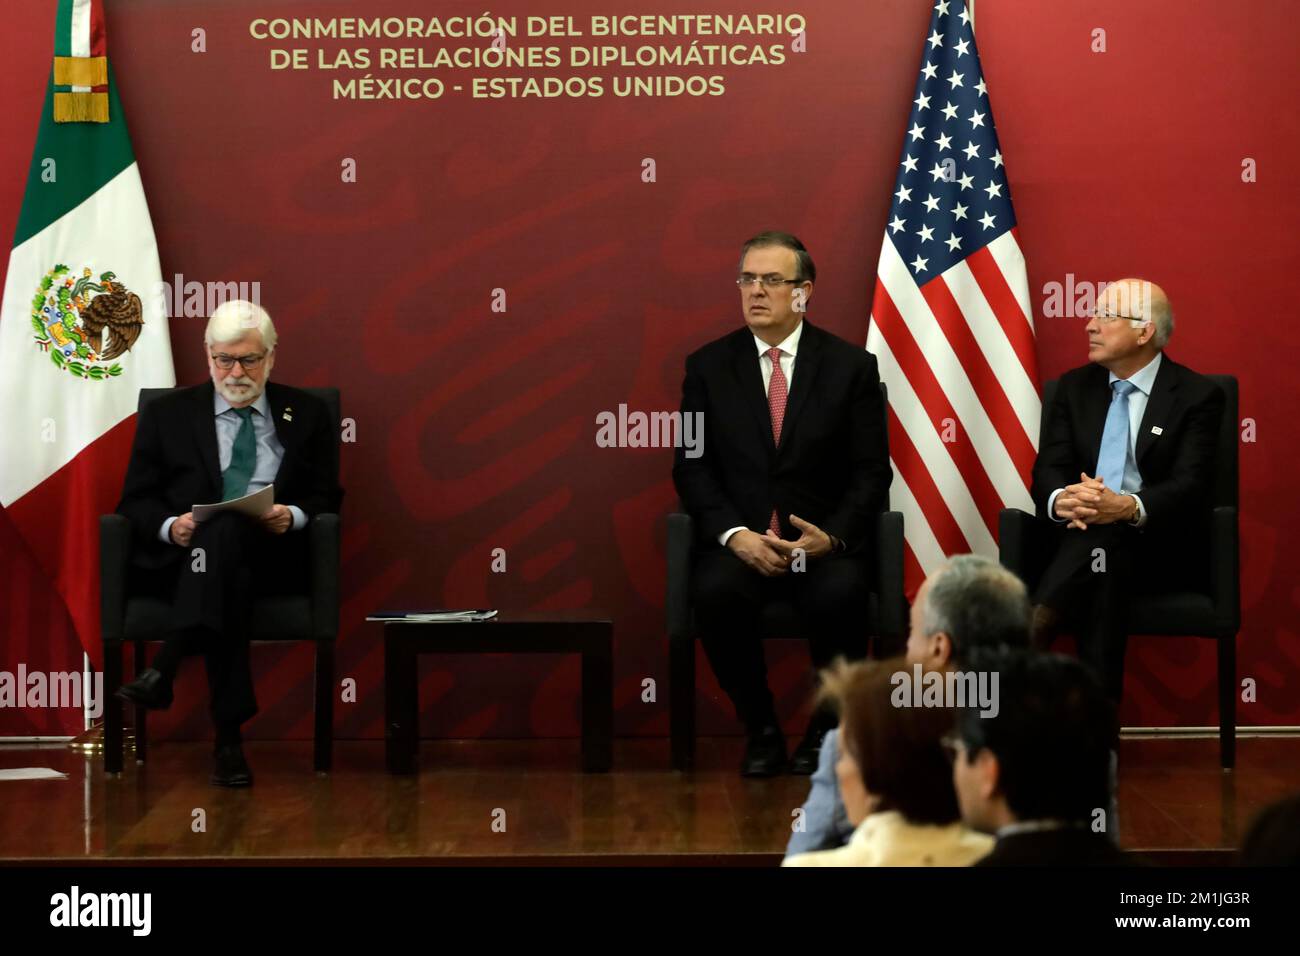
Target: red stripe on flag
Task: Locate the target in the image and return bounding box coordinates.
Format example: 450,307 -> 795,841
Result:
2,414 -> 138,670
870,283 -> 1004,540
902,541 -> 926,604
966,242 -> 1039,388
886,404 -> 970,558
0,514 -> 84,735
922,274 -> 1036,488
88,0 -> 107,58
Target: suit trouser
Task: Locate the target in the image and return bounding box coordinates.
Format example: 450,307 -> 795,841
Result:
692,548 -> 873,732
132,511 -> 306,732
1033,522 -> 1183,703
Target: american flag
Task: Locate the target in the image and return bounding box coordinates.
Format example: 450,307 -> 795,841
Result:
866,0 -> 1040,594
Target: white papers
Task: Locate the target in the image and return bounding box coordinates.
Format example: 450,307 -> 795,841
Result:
0,768 -> 68,781
192,484 -> 274,523
365,610 -> 499,623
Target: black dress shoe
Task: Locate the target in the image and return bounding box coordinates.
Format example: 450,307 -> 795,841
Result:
114,668 -> 173,710
211,744 -> 253,788
789,724 -> 831,775
741,725 -> 787,777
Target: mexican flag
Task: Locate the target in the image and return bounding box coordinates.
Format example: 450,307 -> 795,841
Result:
0,0 -> 174,673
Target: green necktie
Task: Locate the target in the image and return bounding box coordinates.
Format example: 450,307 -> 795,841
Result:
221,406 -> 256,501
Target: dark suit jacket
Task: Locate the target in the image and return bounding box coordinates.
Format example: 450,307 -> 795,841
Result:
116,381 -> 342,569
1031,355 -> 1224,541
974,827 -> 1139,866
671,321 -> 892,551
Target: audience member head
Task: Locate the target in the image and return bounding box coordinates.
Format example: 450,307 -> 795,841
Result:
819,656 -> 961,829
905,554 -> 1031,672
952,650 -> 1114,834
1239,792 -> 1300,866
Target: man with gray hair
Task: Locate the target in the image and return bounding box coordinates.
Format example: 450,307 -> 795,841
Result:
787,554 -> 1030,857
1031,278 -> 1224,702
114,300 -> 341,787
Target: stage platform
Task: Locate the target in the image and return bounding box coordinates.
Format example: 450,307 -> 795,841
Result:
2,736 -> 1296,866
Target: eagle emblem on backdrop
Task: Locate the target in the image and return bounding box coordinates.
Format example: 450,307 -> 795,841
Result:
30,265 -> 143,380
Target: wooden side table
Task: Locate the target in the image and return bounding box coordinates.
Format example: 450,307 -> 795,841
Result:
382,614 -> 613,773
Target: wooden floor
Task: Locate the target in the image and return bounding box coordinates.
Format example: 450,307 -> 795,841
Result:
1,735 -> 1296,864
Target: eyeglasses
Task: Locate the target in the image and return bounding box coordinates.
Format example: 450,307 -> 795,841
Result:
211,352 -> 267,370
1086,311 -> 1148,325
737,273 -> 804,289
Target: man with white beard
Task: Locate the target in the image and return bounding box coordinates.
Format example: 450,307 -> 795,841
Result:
114,300 -> 341,786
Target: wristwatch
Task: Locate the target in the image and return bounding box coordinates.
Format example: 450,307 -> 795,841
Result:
1126,496 -> 1142,526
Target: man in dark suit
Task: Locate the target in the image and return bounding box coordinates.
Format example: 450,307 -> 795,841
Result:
953,650 -> 1135,866
672,232 -> 892,777
1031,278 -> 1224,702
114,300 -> 341,787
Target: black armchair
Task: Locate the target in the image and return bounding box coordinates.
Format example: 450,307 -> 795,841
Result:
666,385 -> 907,771
101,387 -> 341,774
998,375 -> 1240,768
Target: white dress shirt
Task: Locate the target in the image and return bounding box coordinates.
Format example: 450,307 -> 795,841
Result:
719,321 -> 804,547
1048,351 -> 1163,528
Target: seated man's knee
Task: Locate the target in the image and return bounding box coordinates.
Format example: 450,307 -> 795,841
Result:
799,562 -> 870,616
693,555 -> 761,619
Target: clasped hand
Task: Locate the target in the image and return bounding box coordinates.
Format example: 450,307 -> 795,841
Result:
727,514 -> 834,577
1053,472 -> 1136,530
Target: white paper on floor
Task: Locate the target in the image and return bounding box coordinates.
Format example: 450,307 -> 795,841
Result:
0,768 -> 68,781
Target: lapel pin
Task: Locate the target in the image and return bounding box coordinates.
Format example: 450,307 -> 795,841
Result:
1150,426 -> 1162,435
283,406 -> 293,422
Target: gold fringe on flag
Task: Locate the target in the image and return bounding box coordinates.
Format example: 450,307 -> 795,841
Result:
53,55 -> 110,123
54,91 -> 108,123
54,55 -> 107,86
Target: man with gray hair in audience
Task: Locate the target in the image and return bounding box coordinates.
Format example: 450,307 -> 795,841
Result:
786,554 -> 1031,858
115,300 -> 341,787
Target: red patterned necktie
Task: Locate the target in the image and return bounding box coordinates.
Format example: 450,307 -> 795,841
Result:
766,346 -> 787,536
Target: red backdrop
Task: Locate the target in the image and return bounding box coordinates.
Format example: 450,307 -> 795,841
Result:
2,0 -> 1296,739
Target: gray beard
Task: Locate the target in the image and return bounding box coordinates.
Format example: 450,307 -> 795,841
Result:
215,375 -> 266,405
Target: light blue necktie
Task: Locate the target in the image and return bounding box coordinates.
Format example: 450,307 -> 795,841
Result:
1095,380 -> 1137,491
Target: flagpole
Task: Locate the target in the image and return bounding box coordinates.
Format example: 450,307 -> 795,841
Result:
83,652 -> 90,730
